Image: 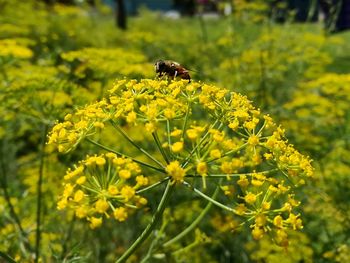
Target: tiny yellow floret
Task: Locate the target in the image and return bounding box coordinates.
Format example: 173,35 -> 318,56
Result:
210,149 -> 222,159
166,161 -> 186,183
186,129 -> 199,140
252,226 -> 264,240
120,186 -> 135,201
95,199 -> 109,213
171,141 -> 184,153
95,156 -> 106,166
114,207 -> 128,222
244,192 -> 257,204
119,169 -> 131,179
75,207 -> 88,218
108,185 -> 119,195
136,175 -> 149,186
89,217 -> 102,229
57,198 -> 67,210
196,162 -> 208,175
74,190 -> 85,202
76,176 -> 86,185
273,215 -> 284,228
248,135 -> 260,146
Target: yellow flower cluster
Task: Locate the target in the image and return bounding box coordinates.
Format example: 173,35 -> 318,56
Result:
283,73 -> 350,153
0,23 -> 30,36
0,38 -> 33,59
61,48 -> 153,79
232,0 -> 269,23
219,27 -> 335,103
48,100 -> 112,153
166,161 -> 186,183
57,153 -> 149,228
49,79 -> 312,240
285,73 -> 350,123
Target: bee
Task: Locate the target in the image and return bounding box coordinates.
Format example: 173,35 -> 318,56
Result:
154,60 -> 191,81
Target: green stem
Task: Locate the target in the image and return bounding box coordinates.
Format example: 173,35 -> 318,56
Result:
35,124 -> 48,263
279,167 -> 295,186
207,142 -> 248,163
307,0 -> 317,22
136,177 -> 170,194
140,217 -> 169,263
183,181 -> 236,213
0,58 -> 10,82
0,251 -> 16,263
181,101 -> 191,140
256,120 -> 267,137
234,130 -> 249,138
87,138 -> 164,173
163,180 -> 222,247
115,181 -> 174,263
111,121 -> 164,168
191,168 -> 279,178
182,119 -> 220,167
166,120 -> 171,147
172,239 -> 200,257
152,132 -> 170,164
0,152 -> 32,252
60,214 -> 76,259
198,11 -> 208,43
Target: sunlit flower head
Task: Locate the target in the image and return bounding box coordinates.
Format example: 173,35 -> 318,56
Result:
50,79 -> 313,239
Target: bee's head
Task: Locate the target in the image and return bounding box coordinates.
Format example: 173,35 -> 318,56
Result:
154,60 -> 166,73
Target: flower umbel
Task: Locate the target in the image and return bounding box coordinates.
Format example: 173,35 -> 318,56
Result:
57,153 -> 149,228
50,79 -> 312,243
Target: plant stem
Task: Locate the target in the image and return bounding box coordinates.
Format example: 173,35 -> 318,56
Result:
152,132 -> 169,164
166,120 -> 172,156
182,119 -> 220,167
186,168 -> 280,178
0,251 -> 16,263
163,180 -> 221,247
183,181 -> 236,213
198,12 -> 208,43
111,121 -> 164,168
136,177 -> 170,194
35,124 -> 48,263
0,148 -> 32,252
87,138 -> 164,173
115,181 -> 174,263
140,217 -> 169,263
181,101 -> 191,140
60,214 -> 76,259
207,142 -> 248,163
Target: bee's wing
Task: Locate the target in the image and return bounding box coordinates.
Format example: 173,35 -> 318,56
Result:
169,61 -> 181,67
176,62 -> 197,73
186,68 -> 198,73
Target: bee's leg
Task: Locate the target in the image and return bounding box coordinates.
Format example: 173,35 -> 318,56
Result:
158,72 -> 164,80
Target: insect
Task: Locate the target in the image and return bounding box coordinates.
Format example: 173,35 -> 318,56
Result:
154,60 -> 191,81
